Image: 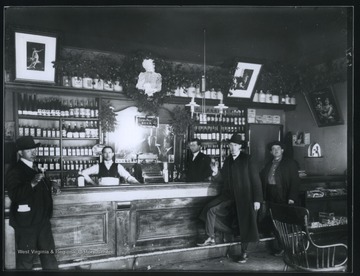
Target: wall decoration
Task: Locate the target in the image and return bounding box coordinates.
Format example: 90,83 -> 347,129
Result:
228,62 -> 262,99
15,31 -> 57,83
304,86 -> 344,127
5,121 -> 15,140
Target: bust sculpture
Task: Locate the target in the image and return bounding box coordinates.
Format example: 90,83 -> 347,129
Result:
136,59 -> 162,97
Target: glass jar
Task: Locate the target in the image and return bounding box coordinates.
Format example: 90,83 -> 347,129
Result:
114,80 -> 123,92
104,80 -> 114,91
71,75 -> 83,88
285,94 -> 291,104
265,90 -> 272,103
290,95 -> 296,105
93,75 -> 104,90
82,74 -> 93,89
259,90 -> 266,103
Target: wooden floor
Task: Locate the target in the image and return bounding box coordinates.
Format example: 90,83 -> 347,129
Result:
57,239 -> 288,272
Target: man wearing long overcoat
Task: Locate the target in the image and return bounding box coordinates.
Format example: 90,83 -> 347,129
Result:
198,133 -> 263,263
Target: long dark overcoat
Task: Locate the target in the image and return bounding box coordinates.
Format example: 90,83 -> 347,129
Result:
6,160 -> 53,229
200,153 -> 263,242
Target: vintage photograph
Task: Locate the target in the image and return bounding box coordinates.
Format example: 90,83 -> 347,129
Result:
228,62 -> 262,99
3,5 -> 352,273
304,86 -> 344,127
15,31 -> 57,83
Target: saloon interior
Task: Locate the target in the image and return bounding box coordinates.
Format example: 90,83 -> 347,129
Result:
3,5 -> 353,273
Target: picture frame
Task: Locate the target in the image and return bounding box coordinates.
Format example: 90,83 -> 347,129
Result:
228,62 -> 262,99
15,31 -> 57,83
304,86 -> 344,127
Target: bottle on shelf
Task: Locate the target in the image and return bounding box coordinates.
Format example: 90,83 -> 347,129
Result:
66,123 -> 73,138
22,94 -> 29,115
18,93 -> 24,115
265,90 -> 272,103
259,90 -> 266,103
69,99 -> 74,117
94,100 -> 99,118
285,94 -> 291,104
74,99 -> 80,118
79,99 -> 85,118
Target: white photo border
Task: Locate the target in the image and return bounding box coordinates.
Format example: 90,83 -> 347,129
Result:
228,62 -> 262,99
15,31 -> 57,83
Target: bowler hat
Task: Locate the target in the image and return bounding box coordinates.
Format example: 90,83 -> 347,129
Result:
16,136 -> 40,151
268,141 -> 285,151
227,133 -> 247,148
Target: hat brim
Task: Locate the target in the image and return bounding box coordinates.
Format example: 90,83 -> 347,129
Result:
18,142 -> 41,150
226,139 -> 247,147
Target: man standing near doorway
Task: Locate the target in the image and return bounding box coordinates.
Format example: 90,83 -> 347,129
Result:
6,136 -> 59,270
184,138 -> 212,182
260,141 -> 300,255
197,133 -> 263,264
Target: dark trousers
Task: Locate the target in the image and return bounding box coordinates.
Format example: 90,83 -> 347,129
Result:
263,185 -> 287,253
14,220 -> 58,270
205,198 -> 235,238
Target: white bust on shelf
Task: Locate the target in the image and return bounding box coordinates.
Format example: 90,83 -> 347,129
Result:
136,59 -> 162,97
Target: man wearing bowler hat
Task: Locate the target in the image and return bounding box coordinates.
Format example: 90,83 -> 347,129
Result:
6,136 -> 58,270
259,140 -> 300,256
197,133 -> 263,264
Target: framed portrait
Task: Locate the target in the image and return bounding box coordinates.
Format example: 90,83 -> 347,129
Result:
228,62 -> 262,99
15,31 -> 57,83
304,86 -> 344,127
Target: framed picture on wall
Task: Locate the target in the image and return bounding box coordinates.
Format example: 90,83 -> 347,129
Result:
15,31 -> 57,83
228,62 -> 262,99
304,86 -> 344,127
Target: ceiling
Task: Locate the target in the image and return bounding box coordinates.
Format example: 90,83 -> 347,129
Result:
4,6 -> 350,67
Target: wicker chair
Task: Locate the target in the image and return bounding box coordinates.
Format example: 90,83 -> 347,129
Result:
269,203 -> 347,272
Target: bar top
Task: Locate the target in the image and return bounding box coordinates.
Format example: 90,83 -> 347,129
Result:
5,181 -> 220,207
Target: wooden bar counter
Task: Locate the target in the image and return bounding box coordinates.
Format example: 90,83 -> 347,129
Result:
4,182 -> 220,269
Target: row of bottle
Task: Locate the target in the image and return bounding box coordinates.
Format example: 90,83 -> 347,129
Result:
35,144 -> 95,157
62,146 -> 94,156
62,121 -> 99,138
17,93 -> 99,118
253,90 -> 296,105
34,158 -> 61,171
193,125 -> 246,141
63,159 -> 99,171
199,144 -> 221,156
19,125 -> 61,138
194,109 -> 246,125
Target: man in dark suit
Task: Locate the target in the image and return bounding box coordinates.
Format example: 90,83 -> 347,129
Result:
185,138 -> 212,182
259,140 -> 300,256
197,134 -> 263,264
6,136 -> 59,270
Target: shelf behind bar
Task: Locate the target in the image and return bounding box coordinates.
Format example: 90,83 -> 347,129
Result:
6,82 -> 296,110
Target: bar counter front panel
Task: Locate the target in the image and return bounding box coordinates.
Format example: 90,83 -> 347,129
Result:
4,182 -> 220,269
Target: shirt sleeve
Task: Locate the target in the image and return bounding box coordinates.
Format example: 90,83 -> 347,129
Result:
117,164 -> 131,179
81,165 -> 99,178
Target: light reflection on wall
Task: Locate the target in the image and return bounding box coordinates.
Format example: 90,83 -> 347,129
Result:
107,106 -> 175,163
108,107 -> 146,161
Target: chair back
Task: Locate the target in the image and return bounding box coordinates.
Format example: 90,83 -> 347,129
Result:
269,203 -> 347,272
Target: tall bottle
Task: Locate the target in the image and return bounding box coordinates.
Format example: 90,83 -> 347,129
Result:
79,99 -> 85,118
163,162 -> 169,183
18,93 -> 24,115
74,99 -> 80,118
94,100 -> 99,117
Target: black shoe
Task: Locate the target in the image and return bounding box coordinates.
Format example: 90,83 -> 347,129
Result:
237,253 -> 248,263
273,250 -> 284,257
